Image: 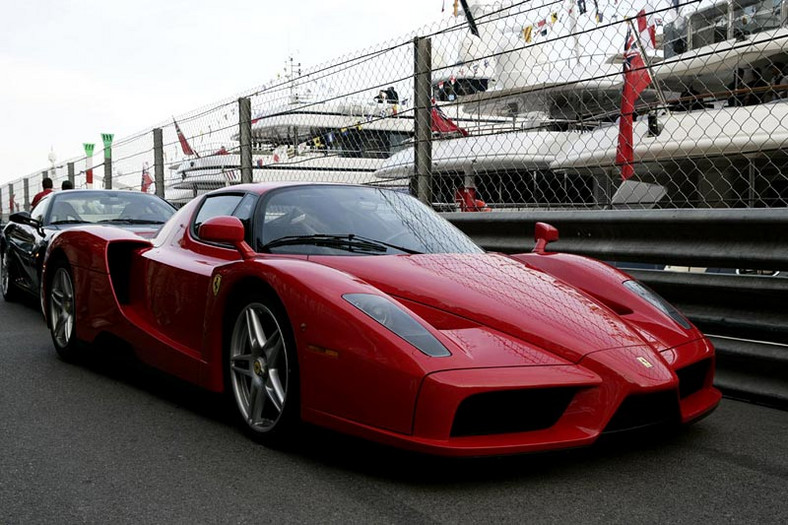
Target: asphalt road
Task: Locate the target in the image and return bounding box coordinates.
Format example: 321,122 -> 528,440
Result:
1,296 -> 786,524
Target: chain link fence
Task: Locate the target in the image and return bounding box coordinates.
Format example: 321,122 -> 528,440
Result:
3,0 -> 788,222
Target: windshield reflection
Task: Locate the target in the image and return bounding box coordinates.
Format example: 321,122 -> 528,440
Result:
46,191 -> 175,226
258,185 -> 483,255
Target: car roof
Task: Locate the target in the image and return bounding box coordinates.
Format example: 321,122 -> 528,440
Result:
207,181 -> 360,196
51,189 -> 165,197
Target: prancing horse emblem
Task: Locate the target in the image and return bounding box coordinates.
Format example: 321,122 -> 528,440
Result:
212,274 -> 222,296
636,356 -> 653,368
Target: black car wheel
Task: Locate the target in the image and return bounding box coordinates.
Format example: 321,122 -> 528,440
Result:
48,262 -> 82,361
226,292 -> 300,445
1,249 -> 21,302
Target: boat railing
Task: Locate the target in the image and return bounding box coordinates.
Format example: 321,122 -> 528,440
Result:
664,0 -> 787,57
189,143 -> 237,157
581,82 -> 788,125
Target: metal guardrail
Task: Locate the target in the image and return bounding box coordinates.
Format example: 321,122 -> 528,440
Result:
445,209 -> 788,409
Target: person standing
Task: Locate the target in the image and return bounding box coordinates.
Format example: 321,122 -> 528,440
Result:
31,177 -> 54,207
61,180 -> 73,190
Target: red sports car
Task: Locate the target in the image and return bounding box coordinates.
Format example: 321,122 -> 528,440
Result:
42,183 -> 721,456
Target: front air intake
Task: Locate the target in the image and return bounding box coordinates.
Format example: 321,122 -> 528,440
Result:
676,359 -> 711,399
451,388 -> 576,437
604,391 -> 680,433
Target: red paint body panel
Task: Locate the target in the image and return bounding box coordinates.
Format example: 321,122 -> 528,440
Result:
314,254 -> 645,362
512,252 -> 702,350
41,183 -> 721,456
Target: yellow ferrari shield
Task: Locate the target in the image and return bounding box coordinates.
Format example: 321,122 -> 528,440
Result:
212,274 -> 222,296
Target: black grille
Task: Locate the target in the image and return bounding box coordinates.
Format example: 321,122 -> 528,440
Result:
604,391 -> 680,433
676,359 -> 711,399
450,387 -> 576,437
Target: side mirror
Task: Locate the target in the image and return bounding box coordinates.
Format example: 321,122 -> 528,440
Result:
198,216 -> 255,259
10,211 -> 39,228
533,222 -> 559,254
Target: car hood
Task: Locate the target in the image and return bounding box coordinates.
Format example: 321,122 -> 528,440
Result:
310,253 -> 647,362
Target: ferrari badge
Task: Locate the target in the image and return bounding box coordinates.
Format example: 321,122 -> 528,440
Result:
212,274 -> 222,296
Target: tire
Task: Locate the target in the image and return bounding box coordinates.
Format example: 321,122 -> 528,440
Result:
225,293 -> 300,445
48,262 -> 82,361
1,249 -> 21,302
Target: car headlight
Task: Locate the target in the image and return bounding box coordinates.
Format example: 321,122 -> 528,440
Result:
343,293 -> 451,357
623,280 -> 692,330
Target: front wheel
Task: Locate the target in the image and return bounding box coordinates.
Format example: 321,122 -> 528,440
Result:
48,263 -> 81,361
226,296 -> 300,445
1,249 -> 21,302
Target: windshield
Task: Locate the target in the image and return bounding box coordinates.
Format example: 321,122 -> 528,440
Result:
46,191 -> 175,226
258,185 -> 483,256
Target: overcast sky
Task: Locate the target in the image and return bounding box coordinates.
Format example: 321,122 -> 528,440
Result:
0,0 -> 450,185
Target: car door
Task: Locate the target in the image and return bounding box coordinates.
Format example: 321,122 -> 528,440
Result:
142,193 -> 256,359
4,197 -> 51,294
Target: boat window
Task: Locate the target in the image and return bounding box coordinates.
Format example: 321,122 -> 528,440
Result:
666,0 -> 785,56
433,78 -> 489,101
325,130 -> 410,159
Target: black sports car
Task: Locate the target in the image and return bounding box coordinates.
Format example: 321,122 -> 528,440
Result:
1,189 -> 175,304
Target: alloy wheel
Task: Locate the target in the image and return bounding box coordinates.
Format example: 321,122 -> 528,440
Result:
50,267 -> 75,348
229,303 -> 289,433
0,252 -> 9,297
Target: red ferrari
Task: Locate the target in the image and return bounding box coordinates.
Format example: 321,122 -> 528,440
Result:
43,183 -> 721,456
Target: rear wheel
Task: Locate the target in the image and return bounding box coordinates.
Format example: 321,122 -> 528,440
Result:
48,263 -> 81,361
226,295 -> 300,445
1,249 -> 21,302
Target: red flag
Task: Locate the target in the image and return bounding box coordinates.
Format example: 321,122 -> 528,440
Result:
616,28 -> 652,180
86,168 -> 93,185
636,5 -> 657,51
174,119 -> 196,156
141,163 -> 153,193
431,103 -> 469,137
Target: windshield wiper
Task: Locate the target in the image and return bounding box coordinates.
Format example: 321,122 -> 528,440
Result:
347,234 -> 422,255
261,234 -> 422,255
98,218 -> 166,224
261,234 -> 388,254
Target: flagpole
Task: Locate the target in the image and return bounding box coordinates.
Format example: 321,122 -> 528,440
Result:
627,18 -> 671,117
569,0 -> 580,64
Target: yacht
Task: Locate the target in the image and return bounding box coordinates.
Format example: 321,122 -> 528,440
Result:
375,0 -> 660,210
379,0 -> 788,210
550,0 -> 788,208
165,91 -> 413,206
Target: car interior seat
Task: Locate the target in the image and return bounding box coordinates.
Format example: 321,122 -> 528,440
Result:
50,201 -> 81,223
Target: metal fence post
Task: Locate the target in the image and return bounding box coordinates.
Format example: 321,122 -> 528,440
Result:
67,162 -> 75,187
413,36 -> 433,205
153,128 -> 165,198
102,133 -> 114,190
239,97 -> 253,184
23,179 -> 30,212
